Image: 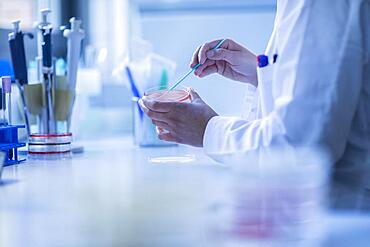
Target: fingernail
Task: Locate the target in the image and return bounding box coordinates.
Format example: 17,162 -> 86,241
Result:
138,99 -> 148,113
207,50 -> 215,58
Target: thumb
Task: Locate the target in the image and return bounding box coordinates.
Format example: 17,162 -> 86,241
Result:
206,48 -> 236,64
189,89 -> 203,103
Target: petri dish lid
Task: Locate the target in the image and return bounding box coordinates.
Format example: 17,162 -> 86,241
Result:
149,155 -> 195,164
28,143 -> 71,154
29,133 -> 73,144
144,86 -> 190,102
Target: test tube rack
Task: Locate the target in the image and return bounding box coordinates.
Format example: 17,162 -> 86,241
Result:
0,125 -> 26,166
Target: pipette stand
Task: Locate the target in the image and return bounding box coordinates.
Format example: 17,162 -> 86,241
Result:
0,125 -> 26,166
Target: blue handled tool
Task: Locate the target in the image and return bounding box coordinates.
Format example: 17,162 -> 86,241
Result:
125,66 -> 141,98
125,66 -> 143,120
167,39 -> 227,92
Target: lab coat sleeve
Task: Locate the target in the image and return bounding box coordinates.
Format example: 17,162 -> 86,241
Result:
241,84 -> 259,121
203,0 -> 366,164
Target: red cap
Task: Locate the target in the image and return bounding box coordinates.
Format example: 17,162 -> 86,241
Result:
1,76 -> 11,93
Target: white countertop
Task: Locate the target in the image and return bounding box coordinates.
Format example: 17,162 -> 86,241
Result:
1,136 -> 370,247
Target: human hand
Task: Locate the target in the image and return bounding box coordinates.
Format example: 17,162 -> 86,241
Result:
140,89 -> 218,147
190,39 -> 258,86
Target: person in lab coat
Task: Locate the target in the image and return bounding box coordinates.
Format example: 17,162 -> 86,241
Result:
142,0 -> 370,210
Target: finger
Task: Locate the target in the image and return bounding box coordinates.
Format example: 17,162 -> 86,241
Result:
206,48 -> 238,65
152,120 -> 171,130
158,132 -> 179,143
194,59 -> 215,76
145,109 -> 168,121
138,98 -> 149,114
189,89 -> 203,103
142,98 -> 175,113
190,45 -> 201,68
198,39 -> 228,65
198,65 -> 218,78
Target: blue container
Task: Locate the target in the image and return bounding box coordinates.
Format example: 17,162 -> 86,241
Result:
0,125 -> 26,166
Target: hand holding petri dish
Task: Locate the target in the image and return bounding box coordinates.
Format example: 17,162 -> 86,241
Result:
143,86 -> 191,134
141,86 -> 196,164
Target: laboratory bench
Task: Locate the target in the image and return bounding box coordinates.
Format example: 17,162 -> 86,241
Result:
0,136 -> 370,247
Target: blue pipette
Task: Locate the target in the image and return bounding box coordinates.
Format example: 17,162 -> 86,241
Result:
167,39 -> 227,92
125,66 -> 144,120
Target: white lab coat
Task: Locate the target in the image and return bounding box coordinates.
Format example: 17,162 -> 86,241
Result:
203,0 -> 370,210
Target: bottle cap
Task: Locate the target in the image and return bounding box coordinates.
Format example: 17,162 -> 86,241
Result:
257,55 -> 269,68
1,76 -> 11,93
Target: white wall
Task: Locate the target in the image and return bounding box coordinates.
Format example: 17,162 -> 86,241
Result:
140,10 -> 275,116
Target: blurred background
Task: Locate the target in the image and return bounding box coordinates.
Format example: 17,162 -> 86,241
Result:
0,0 -> 276,140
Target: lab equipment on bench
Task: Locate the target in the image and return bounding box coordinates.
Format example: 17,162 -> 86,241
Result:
114,40 -> 176,147
0,125 -> 26,166
36,9 -> 51,84
7,9 -> 85,158
39,8 -> 55,134
63,18 -> 84,92
148,155 -> 195,164
63,17 -> 85,130
28,133 -> 72,159
2,76 -> 12,125
8,20 -> 33,134
132,96 -> 174,147
0,77 -> 26,166
126,66 -> 143,120
0,151 -> 5,179
132,85 -> 189,146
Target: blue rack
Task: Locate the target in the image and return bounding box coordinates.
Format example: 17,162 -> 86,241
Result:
0,125 -> 26,166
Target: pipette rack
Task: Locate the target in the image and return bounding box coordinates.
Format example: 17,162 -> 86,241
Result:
0,124 -> 26,166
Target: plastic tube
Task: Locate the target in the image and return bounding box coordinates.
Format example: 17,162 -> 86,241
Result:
1,76 -> 12,125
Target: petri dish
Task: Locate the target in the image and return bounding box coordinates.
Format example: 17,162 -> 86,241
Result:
144,86 -> 191,135
28,133 -> 72,157
143,86 -> 193,161
149,155 -> 196,164
29,133 -> 73,144
144,86 -> 190,102
28,143 -> 71,154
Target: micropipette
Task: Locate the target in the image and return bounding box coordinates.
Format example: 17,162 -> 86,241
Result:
63,17 -> 85,92
8,20 -> 33,133
38,9 -> 55,133
166,39 -> 227,93
8,20 -> 33,86
36,9 -> 51,83
63,17 -> 85,131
